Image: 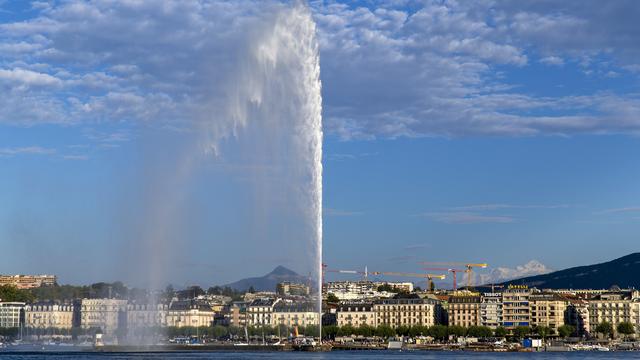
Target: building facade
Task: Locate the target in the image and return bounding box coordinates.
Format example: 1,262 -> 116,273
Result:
0,302 -> 25,328
336,302 -> 376,327
588,291 -> 640,335
79,299 -> 128,335
448,296 -> 481,327
374,298 -> 438,328
166,300 -> 215,328
272,302 -> 319,327
480,293 -> 503,329
529,294 -> 567,331
502,286 -> 531,329
25,302 -> 74,330
0,275 -> 56,289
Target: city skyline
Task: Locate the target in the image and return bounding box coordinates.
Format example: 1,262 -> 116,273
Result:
1,1 -> 640,286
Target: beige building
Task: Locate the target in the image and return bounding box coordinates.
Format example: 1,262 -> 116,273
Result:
272,302 -> 319,327
127,303 -> 168,329
449,296 -> 481,327
247,298 -> 281,326
502,286 -> 531,329
0,275 -> 56,289
566,298 -> 590,335
0,302 -> 25,328
336,302 -> 376,327
374,298 -> 438,328
25,302 -> 74,330
529,294 -> 567,331
276,282 -> 310,297
588,291 -> 640,335
166,300 -> 215,328
79,299 -> 128,335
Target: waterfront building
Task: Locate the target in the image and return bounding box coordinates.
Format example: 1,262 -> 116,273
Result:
448,296 -> 481,327
529,293 -> 567,331
502,286 -> 531,329
373,298 -> 439,328
566,297 -> 590,335
25,302 -> 74,330
166,300 -> 215,328
588,291 -> 640,335
276,282 -> 310,297
272,302 -> 319,327
79,299 -> 128,335
214,302 -> 247,327
246,298 -> 281,326
126,303 -> 168,329
0,302 -> 25,328
480,293 -> 503,329
0,275 -> 56,289
336,302 -> 376,327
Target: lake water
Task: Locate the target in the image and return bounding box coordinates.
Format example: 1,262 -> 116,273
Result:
1,351 -> 640,360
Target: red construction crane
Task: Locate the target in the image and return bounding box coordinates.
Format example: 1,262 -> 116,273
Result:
422,268 -> 464,291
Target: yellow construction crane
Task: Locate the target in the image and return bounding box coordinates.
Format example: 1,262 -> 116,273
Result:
369,271 -> 446,291
419,262 -> 488,288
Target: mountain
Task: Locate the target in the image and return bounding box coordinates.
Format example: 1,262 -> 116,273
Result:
490,253 -> 640,289
224,266 -> 309,292
477,260 -> 551,285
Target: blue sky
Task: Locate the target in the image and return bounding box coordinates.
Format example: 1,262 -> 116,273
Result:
1,0 -> 639,288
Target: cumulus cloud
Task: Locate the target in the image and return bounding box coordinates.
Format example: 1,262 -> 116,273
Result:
477,260 -> 552,285
0,0 -> 639,139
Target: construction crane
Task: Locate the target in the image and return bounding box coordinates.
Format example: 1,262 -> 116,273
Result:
421,262 -> 489,289
322,264 -> 368,285
422,268 -> 464,291
369,271 -> 446,291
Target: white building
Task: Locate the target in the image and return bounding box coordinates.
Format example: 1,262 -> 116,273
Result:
246,298 -> 281,326
166,300 -> 215,328
480,293 -> 503,329
272,302 -> 319,328
25,302 -> 74,330
0,302 -> 25,328
336,302 -> 376,327
79,299 -> 128,335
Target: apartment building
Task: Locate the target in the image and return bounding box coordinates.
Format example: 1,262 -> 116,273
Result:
246,298 -> 281,326
276,282 -> 310,297
272,302 -> 319,327
25,302 -> 74,330
0,275 -> 56,289
529,293 -> 567,331
448,296 -> 481,327
166,300 -> 215,328
374,298 -> 438,328
79,299 -> 128,335
480,293 -> 503,329
566,297 -> 590,335
588,291 -> 640,334
502,286 -> 531,329
0,302 -> 25,328
126,303 -> 168,329
336,302 -> 376,327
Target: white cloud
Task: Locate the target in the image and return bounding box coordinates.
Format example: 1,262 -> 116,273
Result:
421,212 -> 514,224
598,207 -> 640,214
0,146 -> 56,156
0,0 -> 639,139
477,260 -> 552,285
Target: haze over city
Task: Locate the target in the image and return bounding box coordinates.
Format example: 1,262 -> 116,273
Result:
1,0 -> 639,288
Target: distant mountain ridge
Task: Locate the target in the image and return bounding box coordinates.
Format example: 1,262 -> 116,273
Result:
489,253 -> 640,289
224,266 -> 308,292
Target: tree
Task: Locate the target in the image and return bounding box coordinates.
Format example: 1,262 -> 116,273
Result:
535,326 -> 553,341
468,326 -> 493,338
595,321 -> 613,339
409,325 -> 428,338
494,326 -> 507,338
617,322 -> 635,339
375,325 -> 396,338
448,325 -> 466,338
323,325 -> 338,340
247,286 -> 256,294
337,324 -> 355,337
326,293 -> 340,303
0,285 -> 34,303
513,326 -> 531,340
396,325 -> 410,336
557,325 -> 575,338
356,324 -> 374,337
428,325 -> 448,341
